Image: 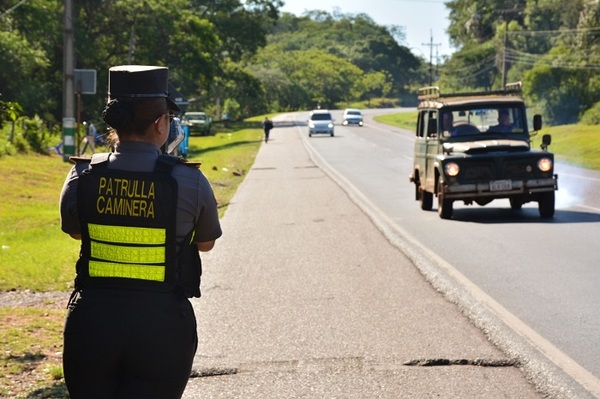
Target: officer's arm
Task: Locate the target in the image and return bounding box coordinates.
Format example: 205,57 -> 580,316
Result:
197,240 -> 215,252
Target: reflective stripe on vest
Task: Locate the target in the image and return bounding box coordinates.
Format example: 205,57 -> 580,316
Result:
88,223 -> 166,281
89,261 -> 165,281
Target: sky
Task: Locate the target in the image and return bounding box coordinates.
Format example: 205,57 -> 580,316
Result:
280,0 -> 454,60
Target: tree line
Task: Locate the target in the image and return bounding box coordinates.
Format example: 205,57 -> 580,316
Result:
0,0 -> 427,134
1,0 -> 599,152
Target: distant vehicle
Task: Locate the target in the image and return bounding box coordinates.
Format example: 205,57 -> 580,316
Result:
181,111 -> 212,135
308,110 -> 334,137
409,82 -> 557,219
342,108 -> 364,126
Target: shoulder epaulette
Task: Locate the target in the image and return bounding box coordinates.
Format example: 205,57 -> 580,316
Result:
178,159 -> 202,168
69,155 -> 92,164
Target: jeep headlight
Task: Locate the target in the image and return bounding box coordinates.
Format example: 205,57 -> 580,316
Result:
309,121 -> 315,128
445,162 -> 460,177
538,157 -> 552,172
328,123 -> 334,128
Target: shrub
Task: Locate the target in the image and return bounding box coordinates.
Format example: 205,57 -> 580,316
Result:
581,102 -> 600,125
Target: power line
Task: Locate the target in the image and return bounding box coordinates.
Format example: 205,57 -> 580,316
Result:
0,0 -> 28,18
507,28 -> 600,36
438,55 -> 496,73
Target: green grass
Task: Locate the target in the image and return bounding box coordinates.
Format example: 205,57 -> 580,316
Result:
541,124 -> 600,170
374,111 -> 417,131
186,120 -> 263,217
0,155 -> 79,291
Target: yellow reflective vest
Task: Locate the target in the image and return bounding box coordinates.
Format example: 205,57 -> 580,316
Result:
75,153 -> 181,293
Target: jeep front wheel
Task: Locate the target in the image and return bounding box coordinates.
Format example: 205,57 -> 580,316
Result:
437,182 -> 453,219
538,191 -> 555,218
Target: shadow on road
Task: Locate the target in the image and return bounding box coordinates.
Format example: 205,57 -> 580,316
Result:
448,207 -> 600,224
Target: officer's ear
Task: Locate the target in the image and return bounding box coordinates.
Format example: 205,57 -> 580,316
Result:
153,113 -> 169,135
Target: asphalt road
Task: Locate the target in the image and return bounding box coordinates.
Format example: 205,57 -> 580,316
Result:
182,115 -> 551,399
288,108 -> 600,396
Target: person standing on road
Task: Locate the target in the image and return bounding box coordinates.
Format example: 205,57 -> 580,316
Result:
80,121 -> 97,155
59,65 -> 222,399
262,116 -> 274,143
87,122 -> 97,153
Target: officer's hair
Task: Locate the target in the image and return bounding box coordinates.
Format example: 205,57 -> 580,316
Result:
103,97 -> 167,137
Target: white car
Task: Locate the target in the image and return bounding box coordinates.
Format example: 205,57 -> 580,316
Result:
308,110 -> 334,137
342,108 -> 364,126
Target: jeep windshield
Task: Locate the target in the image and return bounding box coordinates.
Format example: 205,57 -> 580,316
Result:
185,113 -> 207,121
441,105 -> 527,138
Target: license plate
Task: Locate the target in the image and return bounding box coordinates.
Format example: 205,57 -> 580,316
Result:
490,180 -> 512,191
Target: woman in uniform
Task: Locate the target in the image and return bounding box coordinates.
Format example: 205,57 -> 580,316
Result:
59,65 -> 222,399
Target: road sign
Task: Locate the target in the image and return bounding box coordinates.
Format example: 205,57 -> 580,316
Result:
74,69 -> 97,95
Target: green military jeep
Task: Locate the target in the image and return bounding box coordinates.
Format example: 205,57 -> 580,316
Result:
409,82 -> 558,219
181,111 -> 213,136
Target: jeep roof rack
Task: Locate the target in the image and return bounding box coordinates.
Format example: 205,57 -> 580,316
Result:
418,81 -> 523,101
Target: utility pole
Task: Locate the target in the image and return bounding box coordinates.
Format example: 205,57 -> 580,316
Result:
422,30 -> 441,86
62,0 -> 76,161
498,8 -> 524,89
502,21 -> 508,88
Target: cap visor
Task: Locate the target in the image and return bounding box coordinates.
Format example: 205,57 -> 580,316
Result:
167,97 -> 181,112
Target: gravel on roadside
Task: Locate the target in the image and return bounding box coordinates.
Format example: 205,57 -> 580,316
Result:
0,290 -> 70,309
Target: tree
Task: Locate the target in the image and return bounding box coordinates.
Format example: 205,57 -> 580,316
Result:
0,0 -> 281,123
0,0 -> 57,119
191,0 -> 283,62
358,71 -> 393,106
251,11 -> 426,109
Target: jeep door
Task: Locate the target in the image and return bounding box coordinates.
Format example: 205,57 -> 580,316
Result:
415,110 -> 440,194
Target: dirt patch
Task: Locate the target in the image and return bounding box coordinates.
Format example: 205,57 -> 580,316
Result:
1,290 -> 70,398
0,290 -> 70,310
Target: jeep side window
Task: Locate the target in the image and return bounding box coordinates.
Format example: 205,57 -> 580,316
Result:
417,111 -> 426,138
426,111 -> 438,137
442,112 -> 454,136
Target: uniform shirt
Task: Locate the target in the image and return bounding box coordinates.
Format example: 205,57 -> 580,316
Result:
60,141 -> 222,246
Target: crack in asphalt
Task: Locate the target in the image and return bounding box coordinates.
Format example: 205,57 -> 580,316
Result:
403,358 -> 521,367
189,356 -> 521,379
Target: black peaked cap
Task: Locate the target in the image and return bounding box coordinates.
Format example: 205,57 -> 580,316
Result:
108,65 -> 180,112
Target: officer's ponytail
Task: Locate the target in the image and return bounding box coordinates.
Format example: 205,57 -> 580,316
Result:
103,99 -> 133,131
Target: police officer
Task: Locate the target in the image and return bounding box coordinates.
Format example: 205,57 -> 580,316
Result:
59,65 -> 222,399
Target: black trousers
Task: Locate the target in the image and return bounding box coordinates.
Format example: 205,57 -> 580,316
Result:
63,288 -> 198,399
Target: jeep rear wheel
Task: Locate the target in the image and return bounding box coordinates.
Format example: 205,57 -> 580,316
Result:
510,198 -> 523,210
437,182 -> 453,219
538,191 -> 555,218
420,187 -> 433,211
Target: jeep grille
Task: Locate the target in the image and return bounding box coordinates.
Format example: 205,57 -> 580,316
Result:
463,165 -> 494,181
